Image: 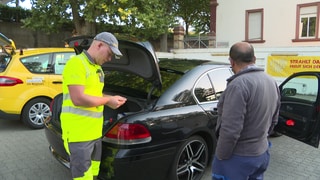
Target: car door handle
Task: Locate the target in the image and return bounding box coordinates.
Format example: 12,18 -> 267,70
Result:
52,81 -> 62,84
212,107 -> 218,115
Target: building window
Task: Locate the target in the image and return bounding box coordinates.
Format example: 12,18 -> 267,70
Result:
294,3 -> 320,42
245,9 -> 265,43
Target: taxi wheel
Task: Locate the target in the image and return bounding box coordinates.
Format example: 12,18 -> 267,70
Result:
22,97 -> 51,129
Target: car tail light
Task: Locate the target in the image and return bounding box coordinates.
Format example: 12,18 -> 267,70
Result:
0,76 -> 23,86
103,123 -> 152,145
286,119 -> 295,126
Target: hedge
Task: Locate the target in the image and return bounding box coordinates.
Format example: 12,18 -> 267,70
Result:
0,4 -> 31,22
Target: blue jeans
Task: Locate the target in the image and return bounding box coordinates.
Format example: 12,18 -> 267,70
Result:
212,150 -> 270,180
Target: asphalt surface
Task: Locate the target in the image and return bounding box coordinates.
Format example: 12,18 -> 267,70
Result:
1,118 -> 320,180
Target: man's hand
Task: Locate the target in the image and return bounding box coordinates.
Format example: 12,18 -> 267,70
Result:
105,95 -> 127,109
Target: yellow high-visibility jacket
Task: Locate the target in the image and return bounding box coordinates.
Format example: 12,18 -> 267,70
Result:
61,52 -> 104,143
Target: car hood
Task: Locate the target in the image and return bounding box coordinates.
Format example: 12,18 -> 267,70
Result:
65,35 -> 162,89
0,32 -> 16,55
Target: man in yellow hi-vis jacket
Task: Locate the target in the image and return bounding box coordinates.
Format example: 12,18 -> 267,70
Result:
61,32 -> 127,180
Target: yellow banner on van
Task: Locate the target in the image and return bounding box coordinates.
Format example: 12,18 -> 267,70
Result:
267,56 -> 320,77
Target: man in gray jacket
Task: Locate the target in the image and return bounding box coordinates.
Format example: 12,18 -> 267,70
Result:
212,42 -> 280,180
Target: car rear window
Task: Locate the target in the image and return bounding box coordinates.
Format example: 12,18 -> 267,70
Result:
104,70 -> 154,98
103,59 -> 210,98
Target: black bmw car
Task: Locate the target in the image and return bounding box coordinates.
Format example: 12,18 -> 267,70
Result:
45,36 -> 320,180
44,36 -> 233,180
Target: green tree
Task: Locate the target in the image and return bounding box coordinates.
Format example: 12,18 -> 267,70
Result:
5,0 -> 27,21
19,0 -> 211,51
172,0 -> 210,35
22,0 -> 176,41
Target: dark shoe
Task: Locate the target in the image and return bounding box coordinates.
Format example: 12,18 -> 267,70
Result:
269,131 -> 282,137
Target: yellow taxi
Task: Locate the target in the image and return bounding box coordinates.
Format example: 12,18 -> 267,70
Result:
0,33 -> 75,129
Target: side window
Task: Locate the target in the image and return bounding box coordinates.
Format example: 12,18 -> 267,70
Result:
208,68 -> 233,100
245,8 -> 264,43
281,75 -> 318,103
21,54 -> 51,73
300,12 -> 316,38
0,53 -> 9,71
194,74 -> 215,103
294,3 -> 320,41
53,52 -> 74,74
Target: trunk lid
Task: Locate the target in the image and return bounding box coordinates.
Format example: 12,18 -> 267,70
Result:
65,35 -> 162,89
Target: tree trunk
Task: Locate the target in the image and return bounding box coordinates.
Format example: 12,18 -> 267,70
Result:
15,0 -> 20,22
69,0 -> 96,36
185,22 -> 189,36
83,21 -> 96,36
159,33 -> 168,52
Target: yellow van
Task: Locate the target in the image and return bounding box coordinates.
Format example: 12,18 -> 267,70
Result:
0,32 -> 75,129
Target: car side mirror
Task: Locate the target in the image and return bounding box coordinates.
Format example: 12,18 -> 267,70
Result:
281,88 -> 297,97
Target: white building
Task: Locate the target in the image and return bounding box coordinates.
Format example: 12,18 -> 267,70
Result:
214,0 -> 320,82
216,0 -> 320,48
160,0 -> 320,82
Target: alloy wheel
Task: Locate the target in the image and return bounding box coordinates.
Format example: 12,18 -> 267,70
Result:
175,136 -> 208,180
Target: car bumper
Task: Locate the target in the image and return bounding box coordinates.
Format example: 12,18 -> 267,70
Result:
49,145 -> 70,168
0,110 -> 20,120
45,124 -> 179,180
44,124 -> 70,166
98,143 -> 177,180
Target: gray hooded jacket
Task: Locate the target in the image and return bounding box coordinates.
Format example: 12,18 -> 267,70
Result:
215,65 -> 280,160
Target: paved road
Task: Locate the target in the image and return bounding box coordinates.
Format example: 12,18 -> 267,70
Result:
1,118 -> 320,180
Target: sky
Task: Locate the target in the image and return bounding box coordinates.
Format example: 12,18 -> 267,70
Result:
7,0 -> 31,9
20,0 -> 31,9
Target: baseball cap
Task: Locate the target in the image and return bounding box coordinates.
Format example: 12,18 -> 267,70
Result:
94,32 -> 123,56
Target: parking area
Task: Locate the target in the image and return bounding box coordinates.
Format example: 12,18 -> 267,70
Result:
1,118 -> 320,180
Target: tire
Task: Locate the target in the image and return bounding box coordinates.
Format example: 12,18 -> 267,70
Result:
22,97 -> 51,129
170,135 -> 209,180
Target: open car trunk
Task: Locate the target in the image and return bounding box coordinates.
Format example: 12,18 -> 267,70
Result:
48,36 -> 163,133
49,92 -> 149,134
102,95 -> 150,133
0,32 -> 16,55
